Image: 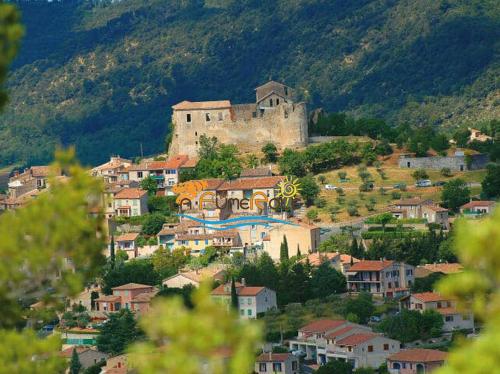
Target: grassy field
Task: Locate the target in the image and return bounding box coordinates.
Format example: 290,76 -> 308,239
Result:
309,160 -> 486,224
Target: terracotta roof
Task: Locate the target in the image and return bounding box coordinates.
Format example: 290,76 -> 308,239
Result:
256,353 -> 293,362
240,167 -> 273,178
388,348 -> 447,363
96,295 -> 121,302
60,347 -> 90,358
325,325 -> 355,339
420,263 -> 463,275
114,188 -> 147,199
166,266 -> 226,284
423,205 -> 449,212
115,233 -> 139,242
150,155 -> 189,170
31,166 -> 53,177
132,290 -> 158,303
299,319 -> 347,334
172,100 -> 232,110
218,176 -> 285,191
112,283 -> 154,290
461,200 -> 496,209
302,252 -> 339,266
336,333 -> 378,346
210,283 -> 267,296
412,292 -> 447,303
340,254 -> 360,265
348,260 -> 394,272
92,157 -> 131,172
181,158 -> 199,168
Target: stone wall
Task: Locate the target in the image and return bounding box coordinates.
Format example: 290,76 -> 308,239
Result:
398,154 -> 489,171
169,101 -> 308,157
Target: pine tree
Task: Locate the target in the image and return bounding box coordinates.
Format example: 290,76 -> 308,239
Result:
110,234 -> 116,269
280,236 -> 289,262
230,277 -> 238,309
70,348 -> 82,374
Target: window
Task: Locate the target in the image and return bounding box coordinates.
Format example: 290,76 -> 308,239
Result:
218,112 -> 223,121
272,363 -> 282,372
195,131 -> 197,136
384,344 -> 389,351
252,112 -> 257,118
240,309 -> 244,316
186,113 -> 191,123
463,314 -> 470,320
247,298 -> 252,305
137,171 -> 143,178
437,302 -> 442,308
195,240 -> 199,245
205,239 -> 209,245
247,309 -> 252,316
368,345 -> 373,352
205,113 -> 211,122
259,363 -> 267,372
445,315 -> 454,322
269,98 -> 273,107
276,98 -> 280,105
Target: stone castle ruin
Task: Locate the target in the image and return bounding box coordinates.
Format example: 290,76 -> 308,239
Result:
168,81 -> 308,157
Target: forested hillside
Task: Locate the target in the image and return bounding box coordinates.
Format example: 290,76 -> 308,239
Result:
1,0 -> 499,166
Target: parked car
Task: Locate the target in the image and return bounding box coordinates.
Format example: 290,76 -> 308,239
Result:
324,184 -> 337,190
415,179 -> 432,187
433,181 -> 446,186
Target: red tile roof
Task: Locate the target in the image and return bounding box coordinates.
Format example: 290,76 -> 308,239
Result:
114,188 -> 147,199
388,348 -> 447,363
395,198 -> 430,206
218,176 -> 284,191
256,353 -> 294,362
60,347 -> 90,358
423,205 -> 449,212
299,319 -> 347,334
325,325 -> 355,339
132,290 -> 158,303
420,263 -> 463,274
115,233 -> 139,242
181,158 -> 198,168
412,292 -> 447,303
238,286 -> 266,296
112,283 -> 154,291
336,333 -> 378,346
461,200 -> 496,209
172,100 -> 232,110
210,284 -> 266,296
348,260 -> 394,272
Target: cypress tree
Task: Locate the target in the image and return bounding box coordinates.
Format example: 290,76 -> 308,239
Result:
70,348 -> 82,374
230,277 -> 238,309
110,234 -> 116,268
280,235 -> 289,261
296,244 -> 301,258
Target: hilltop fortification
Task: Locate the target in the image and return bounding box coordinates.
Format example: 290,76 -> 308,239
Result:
169,81 -> 308,157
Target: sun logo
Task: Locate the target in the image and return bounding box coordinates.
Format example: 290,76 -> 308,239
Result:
277,176 -> 301,205
172,180 -> 208,204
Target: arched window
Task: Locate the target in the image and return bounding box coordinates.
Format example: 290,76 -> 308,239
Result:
392,362 -> 401,370
416,363 -> 425,373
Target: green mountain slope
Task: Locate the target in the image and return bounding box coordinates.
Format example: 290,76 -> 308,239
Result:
1,0 -> 499,166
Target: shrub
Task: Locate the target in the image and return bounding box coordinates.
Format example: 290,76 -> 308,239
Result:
336,187 -> 345,195
347,206 -> 359,216
338,171 -> 347,180
412,169 -> 429,180
391,191 -> 401,199
441,167 -> 453,177
314,197 -> 327,208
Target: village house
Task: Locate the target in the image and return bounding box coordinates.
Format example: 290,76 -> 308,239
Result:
95,283 -> 157,315
391,199 -> 449,229
289,319 -> 401,369
8,166 -> 59,198
346,260 -> 415,298
255,353 -> 299,374
263,221 -> 321,261
387,348 -> 447,373
114,233 -> 140,258
127,155 -> 189,190
91,156 -> 132,184
60,347 -> 108,370
162,265 -> 226,288
113,188 -> 148,217
460,200 -> 496,217
210,280 -> 277,319
301,252 -> 360,274
240,167 -> 273,179
101,354 -> 128,374
400,292 -> 474,332
414,263 -> 463,278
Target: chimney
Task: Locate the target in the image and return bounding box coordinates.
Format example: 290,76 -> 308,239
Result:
241,278 -> 246,286
268,351 -> 272,360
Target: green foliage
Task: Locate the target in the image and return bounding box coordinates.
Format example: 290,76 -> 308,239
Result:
411,272 -> 444,293
280,236 -> 289,262
481,163 -> 500,198
140,176 -> 157,195
412,168 -> 429,180
441,167 -> 453,177
151,246 -> 190,279
341,292 -> 374,324
299,175 -> 320,207
306,208 -> 319,223
96,309 -> 144,355
261,143 -> 278,163
318,233 -> 351,253
147,195 -> 177,215
129,283 -> 261,373
141,213 -> 166,235
453,128 -> 471,148
377,309 -> 443,343
245,153 -> 259,168
230,277 -> 238,309
315,360 -> 353,374
101,259 -> 161,294
70,348 -> 82,374
310,262 -> 346,298
441,178 -> 470,212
